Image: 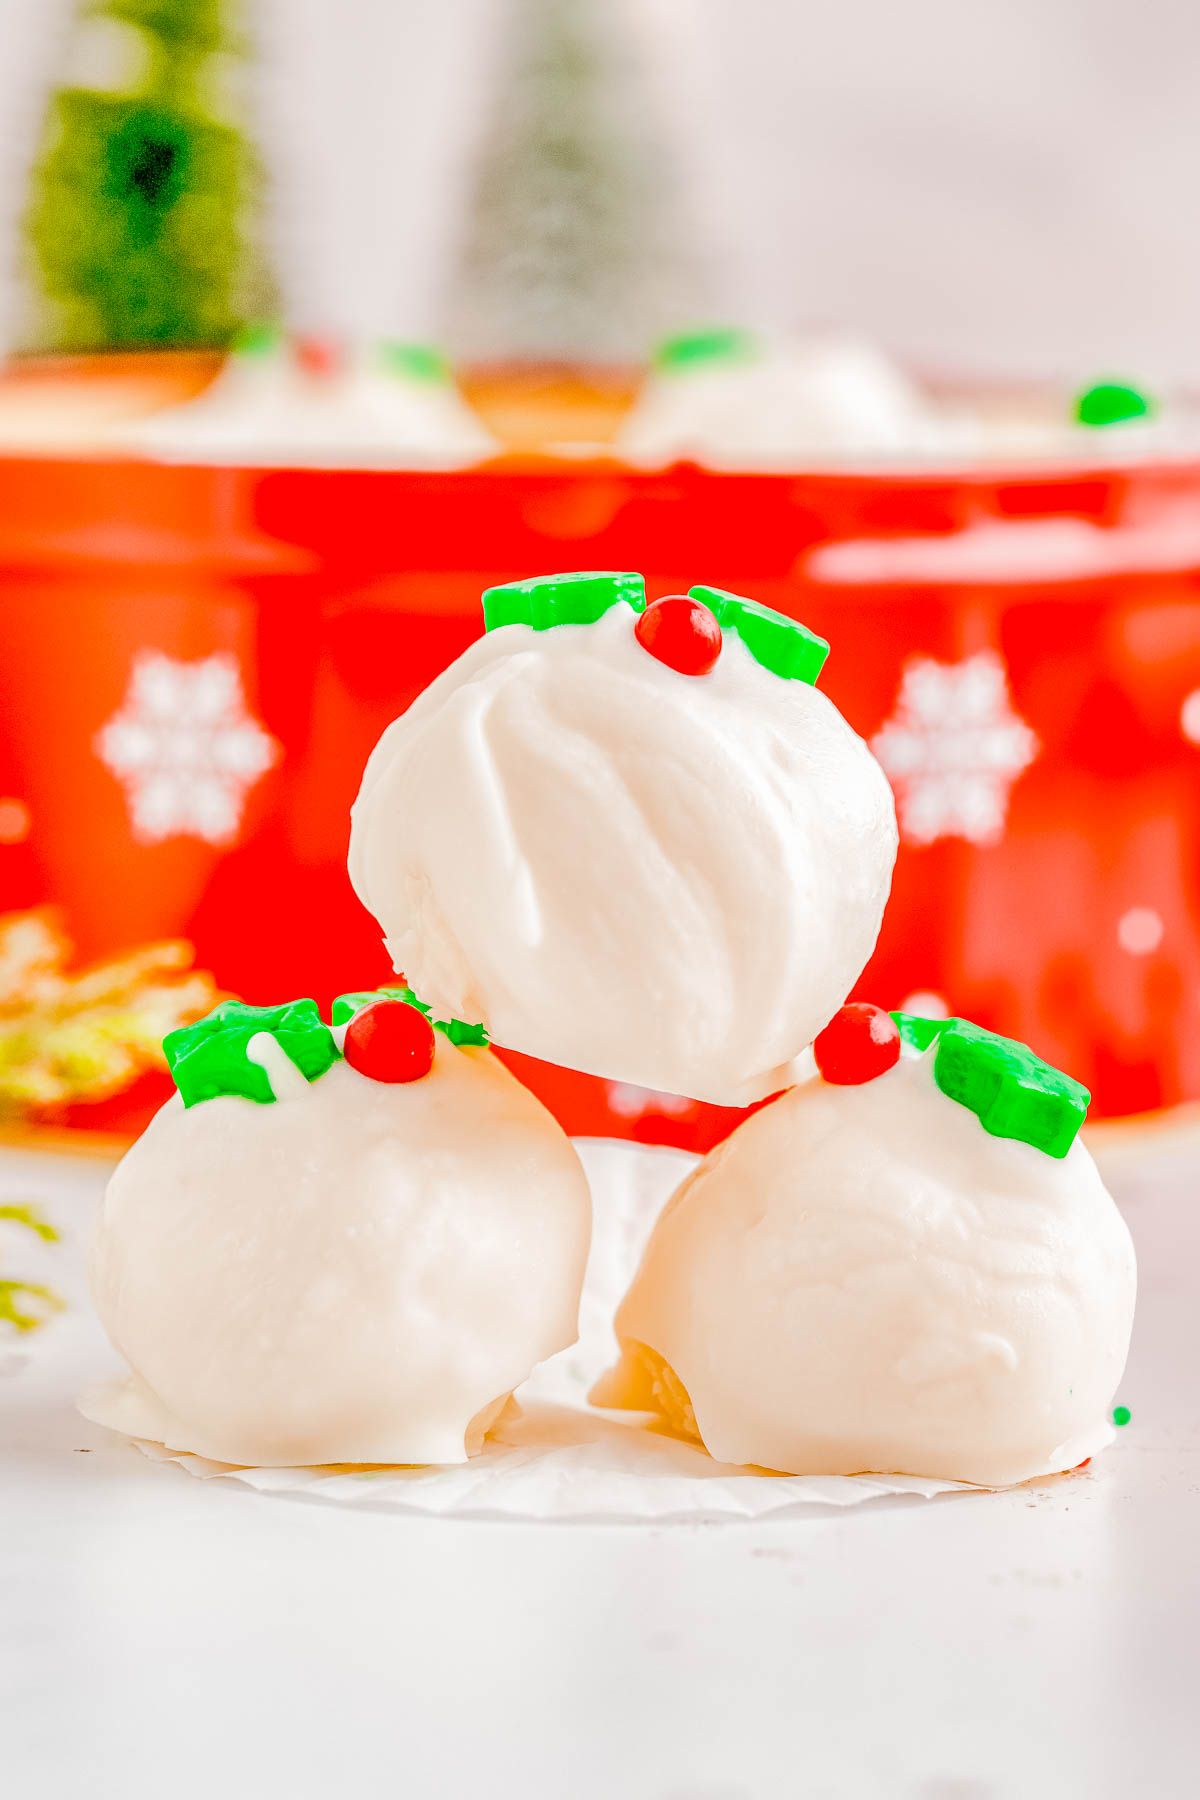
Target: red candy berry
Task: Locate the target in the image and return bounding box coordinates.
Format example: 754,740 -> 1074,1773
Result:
635,594 -> 722,676
343,999 -> 436,1084
295,333 -> 341,379
814,1003 -> 901,1086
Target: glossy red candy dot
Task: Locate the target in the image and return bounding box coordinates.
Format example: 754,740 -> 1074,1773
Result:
814,1003 -> 901,1086
343,999 -> 436,1084
635,594 -> 722,676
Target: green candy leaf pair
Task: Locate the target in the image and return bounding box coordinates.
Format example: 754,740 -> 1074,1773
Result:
892,1013 -> 1089,1160
481,570 -> 829,686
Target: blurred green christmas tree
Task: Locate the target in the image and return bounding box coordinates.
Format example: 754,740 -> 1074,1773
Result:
23,0 -> 267,352
447,0 -> 705,365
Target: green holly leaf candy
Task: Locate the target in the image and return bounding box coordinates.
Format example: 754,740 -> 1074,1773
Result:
233,322 -> 285,358
332,987 -> 489,1049
1074,381 -> 1154,428
653,326 -> 758,375
331,986 -> 430,1027
434,1017 -> 490,1049
163,999 -> 340,1108
688,586 -> 829,686
482,571 -> 646,634
891,1012 -> 1089,1159
933,1021 -> 1089,1159
380,341 -> 451,385
890,1012 -> 951,1054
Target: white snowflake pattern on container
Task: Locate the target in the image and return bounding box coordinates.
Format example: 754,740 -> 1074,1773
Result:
871,651 -> 1038,847
95,651 -> 279,845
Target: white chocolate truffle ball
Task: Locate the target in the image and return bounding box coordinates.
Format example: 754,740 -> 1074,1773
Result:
618,335 -> 941,470
348,600 -> 897,1105
87,1039 -> 591,1467
592,1052 -> 1135,1485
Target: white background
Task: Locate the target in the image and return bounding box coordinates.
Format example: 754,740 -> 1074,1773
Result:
1,0 -> 1198,379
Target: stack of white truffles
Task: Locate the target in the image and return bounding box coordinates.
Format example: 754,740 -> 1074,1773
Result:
87,571 -> 1136,1487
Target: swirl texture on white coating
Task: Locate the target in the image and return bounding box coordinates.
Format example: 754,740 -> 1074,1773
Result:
348,604 -> 898,1104
88,1043 -> 591,1467
593,1053 -> 1136,1485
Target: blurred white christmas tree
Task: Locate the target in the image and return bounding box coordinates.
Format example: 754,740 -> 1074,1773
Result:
447,0 -> 707,365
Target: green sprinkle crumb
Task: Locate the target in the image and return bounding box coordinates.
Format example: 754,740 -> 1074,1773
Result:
1113,1405 -> 1131,1427
1074,381 -> 1153,428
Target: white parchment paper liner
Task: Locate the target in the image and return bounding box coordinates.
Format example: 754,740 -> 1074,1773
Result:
80,1138 -> 1005,1519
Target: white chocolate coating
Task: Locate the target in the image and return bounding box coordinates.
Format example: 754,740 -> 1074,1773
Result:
618,340 -> 1190,474
618,338 -> 941,470
348,604 -> 897,1105
125,347 -> 497,469
87,1041 -> 591,1466
592,1053 -> 1136,1484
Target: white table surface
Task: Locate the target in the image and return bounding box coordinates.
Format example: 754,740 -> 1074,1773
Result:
2,1131 -> 1197,1800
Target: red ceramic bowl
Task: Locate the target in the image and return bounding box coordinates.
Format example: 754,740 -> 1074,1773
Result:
3,449 -> 1200,1145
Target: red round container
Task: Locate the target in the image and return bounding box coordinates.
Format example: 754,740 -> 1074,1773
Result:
3,450 -> 1200,1145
